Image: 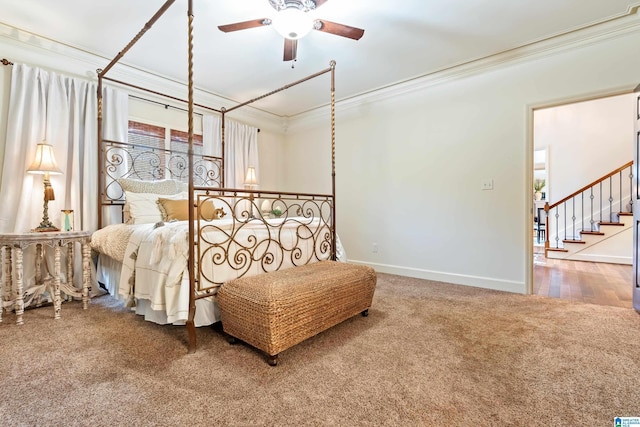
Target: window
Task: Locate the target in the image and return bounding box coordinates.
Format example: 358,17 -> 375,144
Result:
170,129 -> 203,155
169,129 -> 204,184
127,121 -> 167,180
127,121 -> 207,184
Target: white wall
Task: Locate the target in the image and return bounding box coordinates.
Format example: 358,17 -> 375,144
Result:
534,93 -> 635,202
256,128 -> 286,192
283,14 -> 640,293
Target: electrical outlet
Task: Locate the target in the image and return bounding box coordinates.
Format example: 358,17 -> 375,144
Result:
481,179 -> 494,190
372,243 -> 378,253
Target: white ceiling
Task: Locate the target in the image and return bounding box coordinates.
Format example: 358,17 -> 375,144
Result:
0,0 -> 638,117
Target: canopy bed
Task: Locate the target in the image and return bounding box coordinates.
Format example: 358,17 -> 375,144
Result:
91,0 -> 339,352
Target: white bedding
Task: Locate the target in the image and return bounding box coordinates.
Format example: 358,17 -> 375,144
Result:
92,217 -> 339,326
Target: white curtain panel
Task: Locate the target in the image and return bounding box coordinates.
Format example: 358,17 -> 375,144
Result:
0,64 -> 127,296
204,114 -> 259,189
0,64 -> 127,233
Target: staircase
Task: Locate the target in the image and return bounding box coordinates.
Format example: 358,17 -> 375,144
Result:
543,161 -> 633,265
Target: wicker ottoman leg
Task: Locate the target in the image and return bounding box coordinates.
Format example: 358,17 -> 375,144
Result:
268,354 -> 278,366
361,309 -> 369,317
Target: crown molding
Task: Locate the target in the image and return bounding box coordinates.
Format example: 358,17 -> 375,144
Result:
0,21 -> 287,134
286,7 -> 640,133
2,7 -> 639,135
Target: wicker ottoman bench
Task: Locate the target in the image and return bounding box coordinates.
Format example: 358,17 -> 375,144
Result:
217,260 -> 376,366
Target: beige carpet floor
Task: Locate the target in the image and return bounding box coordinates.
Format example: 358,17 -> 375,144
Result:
1,272 -> 639,426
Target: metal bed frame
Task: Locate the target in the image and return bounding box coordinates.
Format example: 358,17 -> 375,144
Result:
95,0 -> 337,352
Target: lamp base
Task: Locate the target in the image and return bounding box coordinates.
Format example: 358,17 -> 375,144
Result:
34,193 -> 59,232
32,218 -> 60,233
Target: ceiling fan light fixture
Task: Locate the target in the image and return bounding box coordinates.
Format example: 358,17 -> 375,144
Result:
272,8 -> 313,40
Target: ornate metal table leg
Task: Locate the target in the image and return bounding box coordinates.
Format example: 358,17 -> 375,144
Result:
53,244 -> 61,320
14,246 -> 24,325
82,241 -> 90,309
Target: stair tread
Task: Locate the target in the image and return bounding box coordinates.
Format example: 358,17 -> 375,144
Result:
547,248 -> 569,253
563,239 -> 586,244
580,230 -> 605,235
599,221 -> 625,226
619,212 -> 633,216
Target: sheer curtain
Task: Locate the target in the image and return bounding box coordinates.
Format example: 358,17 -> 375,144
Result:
0,63 -> 128,296
203,114 -> 259,188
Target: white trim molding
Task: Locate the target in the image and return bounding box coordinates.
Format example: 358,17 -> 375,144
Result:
348,259 -> 525,294
287,6 -> 640,132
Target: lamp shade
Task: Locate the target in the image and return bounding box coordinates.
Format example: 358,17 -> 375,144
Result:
272,8 -> 313,40
244,166 -> 258,186
27,142 -> 62,175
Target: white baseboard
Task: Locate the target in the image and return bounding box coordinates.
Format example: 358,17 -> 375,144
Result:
348,259 -> 526,294
569,254 -> 632,265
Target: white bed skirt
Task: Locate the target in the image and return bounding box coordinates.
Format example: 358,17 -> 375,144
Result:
96,254 -> 220,326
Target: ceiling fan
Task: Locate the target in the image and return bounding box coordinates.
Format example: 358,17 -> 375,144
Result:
218,0 -> 365,62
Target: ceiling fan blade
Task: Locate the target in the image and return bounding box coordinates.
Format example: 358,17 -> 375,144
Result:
283,38 -> 298,62
314,19 -> 364,40
314,0 -> 329,7
218,18 -> 270,33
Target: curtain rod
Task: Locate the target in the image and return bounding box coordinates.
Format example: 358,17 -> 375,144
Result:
130,94 -> 204,117
1,58 -> 13,66
129,94 -> 260,132
101,75 -> 223,114
129,95 -> 260,132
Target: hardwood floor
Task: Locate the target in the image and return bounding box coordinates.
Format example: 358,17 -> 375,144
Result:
533,245 -> 633,308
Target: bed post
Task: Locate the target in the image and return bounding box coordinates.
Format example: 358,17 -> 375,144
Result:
185,0 -> 198,353
330,61 -> 337,261
97,73 -> 104,229
221,108 -> 226,188
96,0 -> 176,229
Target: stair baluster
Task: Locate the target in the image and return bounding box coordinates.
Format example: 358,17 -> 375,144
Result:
544,161 -> 633,258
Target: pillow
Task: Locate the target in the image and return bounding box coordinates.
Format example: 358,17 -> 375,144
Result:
156,198 -> 225,221
117,178 -> 182,195
125,191 -> 187,224
175,180 -> 189,193
119,179 -> 183,224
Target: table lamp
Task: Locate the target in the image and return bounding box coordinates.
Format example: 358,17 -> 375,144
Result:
244,166 -> 257,189
244,166 -> 257,219
27,141 -> 63,232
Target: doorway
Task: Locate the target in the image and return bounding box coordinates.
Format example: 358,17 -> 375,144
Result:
531,92 -> 635,308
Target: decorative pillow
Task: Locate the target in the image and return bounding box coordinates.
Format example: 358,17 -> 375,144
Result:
119,179 -> 183,224
125,191 -> 187,224
156,198 -> 224,221
175,180 -> 189,193
117,178 -> 181,195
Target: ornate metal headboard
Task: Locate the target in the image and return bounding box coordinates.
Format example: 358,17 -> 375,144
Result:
99,137 -> 223,209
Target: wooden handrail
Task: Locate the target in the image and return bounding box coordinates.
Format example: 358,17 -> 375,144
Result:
547,160 -> 633,211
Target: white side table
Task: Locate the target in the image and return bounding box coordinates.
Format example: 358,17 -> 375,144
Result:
0,230 -> 91,325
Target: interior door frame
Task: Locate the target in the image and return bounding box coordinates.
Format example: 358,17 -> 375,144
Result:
526,86 -> 638,295
632,84 -> 640,311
